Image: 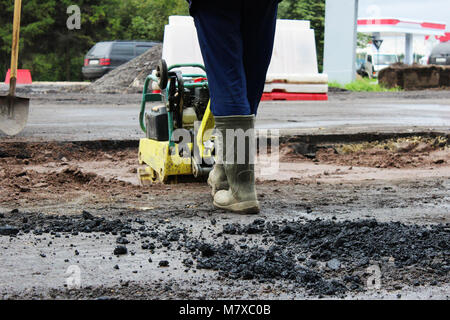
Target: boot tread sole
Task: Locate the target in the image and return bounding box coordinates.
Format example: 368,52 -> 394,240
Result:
213,200 -> 260,214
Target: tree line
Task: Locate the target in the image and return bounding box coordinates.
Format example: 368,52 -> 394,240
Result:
0,0 -> 326,81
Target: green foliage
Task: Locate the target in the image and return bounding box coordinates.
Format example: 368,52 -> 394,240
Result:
0,0 -> 327,81
22,53 -> 59,81
0,0 -> 188,81
328,81 -> 343,89
357,33 -> 372,49
329,78 -> 402,92
278,0 -> 325,72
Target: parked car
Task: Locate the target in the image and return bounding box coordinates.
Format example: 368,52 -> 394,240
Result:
82,41 -> 160,80
428,42 -> 450,65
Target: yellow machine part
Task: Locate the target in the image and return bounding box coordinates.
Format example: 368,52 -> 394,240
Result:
138,139 -> 193,184
138,102 -> 215,184
196,103 -> 214,160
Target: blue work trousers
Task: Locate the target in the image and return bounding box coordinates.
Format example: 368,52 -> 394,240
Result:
191,0 -> 279,116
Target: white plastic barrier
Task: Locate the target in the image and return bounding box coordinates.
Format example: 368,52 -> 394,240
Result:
162,16 -> 204,75
265,19 -> 328,93
264,83 -> 328,93
162,16 -> 328,93
267,20 -> 318,76
266,74 -> 328,84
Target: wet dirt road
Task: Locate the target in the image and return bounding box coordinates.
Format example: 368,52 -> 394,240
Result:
0,136 -> 449,299
0,90 -> 449,299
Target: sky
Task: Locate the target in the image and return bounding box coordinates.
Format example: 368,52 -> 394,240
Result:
359,0 -> 450,30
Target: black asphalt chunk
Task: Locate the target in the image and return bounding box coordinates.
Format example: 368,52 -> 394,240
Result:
113,246 -> 128,256
0,225 -> 19,236
0,212 -> 135,235
81,210 -> 95,220
116,237 -> 130,244
159,260 -> 169,267
199,243 -> 215,257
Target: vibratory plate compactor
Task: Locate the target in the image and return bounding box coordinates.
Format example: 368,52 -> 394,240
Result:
137,60 -> 215,184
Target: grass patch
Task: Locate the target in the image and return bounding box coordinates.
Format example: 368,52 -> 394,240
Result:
329,78 -> 401,92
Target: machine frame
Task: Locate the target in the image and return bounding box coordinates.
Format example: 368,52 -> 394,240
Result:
138,61 -> 215,184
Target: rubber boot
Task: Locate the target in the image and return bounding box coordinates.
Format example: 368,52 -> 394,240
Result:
213,115 -> 260,214
207,137 -> 229,196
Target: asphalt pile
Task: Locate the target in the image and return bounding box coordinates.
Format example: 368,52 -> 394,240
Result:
185,219 -> 449,295
190,240 -> 348,295
0,210 -> 135,236
85,44 -> 163,94
138,217 -> 450,296
236,219 -> 449,270
1,210 -> 448,297
379,63 -> 450,90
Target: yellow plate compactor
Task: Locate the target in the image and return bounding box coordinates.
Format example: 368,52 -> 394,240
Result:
138,60 -> 215,184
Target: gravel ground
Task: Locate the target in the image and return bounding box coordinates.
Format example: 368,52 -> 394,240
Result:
0,138 -> 449,300
0,88 -> 449,299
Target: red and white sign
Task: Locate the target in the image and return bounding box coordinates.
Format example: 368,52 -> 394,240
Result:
358,18 -> 446,36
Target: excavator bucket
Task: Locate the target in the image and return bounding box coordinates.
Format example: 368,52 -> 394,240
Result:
0,95 -> 29,136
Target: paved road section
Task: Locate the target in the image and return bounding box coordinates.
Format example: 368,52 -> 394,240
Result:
1,91 -> 449,141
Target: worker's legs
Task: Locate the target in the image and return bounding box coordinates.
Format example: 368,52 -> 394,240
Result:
193,1 -> 247,204
193,1 -> 244,201
242,0 -> 278,115
192,0 -> 278,213
192,0 -> 278,116
192,1 -> 250,116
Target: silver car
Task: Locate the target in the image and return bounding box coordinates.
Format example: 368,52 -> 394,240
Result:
428,42 -> 450,65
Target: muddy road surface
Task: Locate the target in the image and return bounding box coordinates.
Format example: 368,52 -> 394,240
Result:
0,137 -> 449,299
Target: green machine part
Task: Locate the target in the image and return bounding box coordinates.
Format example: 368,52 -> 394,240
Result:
139,63 -> 209,144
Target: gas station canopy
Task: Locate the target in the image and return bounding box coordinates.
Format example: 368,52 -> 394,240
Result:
323,1 -> 448,84
358,18 -> 446,36
357,18 -> 446,64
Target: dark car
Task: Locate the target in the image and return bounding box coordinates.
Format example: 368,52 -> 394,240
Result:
356,55 -> 374,78
428,42 -> 450,65
82,41 -> 159,79
356,58 -> 369,78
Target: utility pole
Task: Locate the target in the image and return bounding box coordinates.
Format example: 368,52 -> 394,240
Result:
323,0 -> 359,84
405,33 -> 414,64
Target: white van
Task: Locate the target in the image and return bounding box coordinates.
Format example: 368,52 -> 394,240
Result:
372,53 -> 399,78
357,53 -> 399,78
